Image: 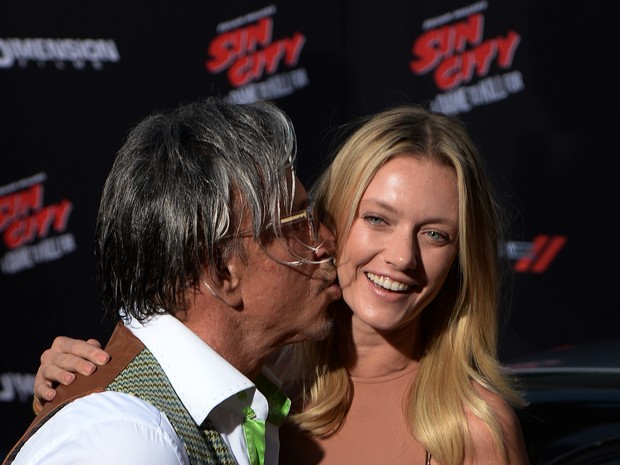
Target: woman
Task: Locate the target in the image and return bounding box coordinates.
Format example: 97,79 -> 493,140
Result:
279,105 -> 528,465
32,104 -> 530,465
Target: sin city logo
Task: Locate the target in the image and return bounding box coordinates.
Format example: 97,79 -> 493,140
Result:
410,13 -> 521,91
0,183 -> 71,249
0,175 -> 76,274
205,17 -> 306,87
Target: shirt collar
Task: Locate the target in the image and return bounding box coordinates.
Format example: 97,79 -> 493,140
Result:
124,312 -> 257,425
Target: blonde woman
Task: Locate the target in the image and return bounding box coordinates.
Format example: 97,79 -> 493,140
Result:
279,105 -> 529,465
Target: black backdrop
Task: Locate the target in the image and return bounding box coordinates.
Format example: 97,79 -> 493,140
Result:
1,0 -> 618,454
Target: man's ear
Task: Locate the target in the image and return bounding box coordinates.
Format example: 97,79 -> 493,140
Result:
203,257 -> 243,308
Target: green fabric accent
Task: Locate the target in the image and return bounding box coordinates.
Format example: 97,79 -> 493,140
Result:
235,373 -> 290,465
255,373 -> 291,427
107,348 -> 237,465
241,406 -> 266,465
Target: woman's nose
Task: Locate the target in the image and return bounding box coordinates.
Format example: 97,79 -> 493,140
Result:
382,232 -> 417,269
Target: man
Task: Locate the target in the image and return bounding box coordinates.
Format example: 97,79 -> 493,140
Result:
4,98 -> 341,465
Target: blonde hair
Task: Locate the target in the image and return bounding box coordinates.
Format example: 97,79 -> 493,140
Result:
289,104 -> 526,465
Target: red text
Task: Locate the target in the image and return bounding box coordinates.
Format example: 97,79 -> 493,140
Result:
206,18 -> 306,87
410,14 -> 521,91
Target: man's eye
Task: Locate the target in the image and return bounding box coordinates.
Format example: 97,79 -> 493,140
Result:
283,219 -> 307,232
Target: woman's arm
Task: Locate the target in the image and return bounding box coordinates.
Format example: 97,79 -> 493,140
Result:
33,336 -> 110,410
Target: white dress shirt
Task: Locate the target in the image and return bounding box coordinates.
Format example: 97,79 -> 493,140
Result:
13,313 -> 283,465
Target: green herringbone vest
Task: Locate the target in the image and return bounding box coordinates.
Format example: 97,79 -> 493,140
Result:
3,323 -> 237,465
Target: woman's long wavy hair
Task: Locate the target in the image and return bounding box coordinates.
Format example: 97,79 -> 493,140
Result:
288,104 -> 526,465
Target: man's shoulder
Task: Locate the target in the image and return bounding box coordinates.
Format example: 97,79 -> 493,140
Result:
30,390 -> 174,437
54,390 -> 168,422
14,391 -> 188,465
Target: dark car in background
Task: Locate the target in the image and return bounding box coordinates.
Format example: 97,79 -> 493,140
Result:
505,339 -> 620,465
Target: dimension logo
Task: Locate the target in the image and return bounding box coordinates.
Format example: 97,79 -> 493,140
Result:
0,37 -> 120,70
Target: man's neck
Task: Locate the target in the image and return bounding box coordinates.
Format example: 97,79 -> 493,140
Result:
180,302 -> 272,381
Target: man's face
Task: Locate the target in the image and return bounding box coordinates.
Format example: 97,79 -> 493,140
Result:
238,176 -> 342,348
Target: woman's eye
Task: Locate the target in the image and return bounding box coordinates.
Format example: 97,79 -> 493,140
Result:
425,230 -> 450,244
363,215 -> 385,226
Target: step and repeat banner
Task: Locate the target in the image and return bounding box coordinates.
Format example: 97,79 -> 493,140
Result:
1,0 -> 617,453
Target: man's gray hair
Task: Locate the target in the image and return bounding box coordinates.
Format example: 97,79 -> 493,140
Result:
96,98 -> 298,320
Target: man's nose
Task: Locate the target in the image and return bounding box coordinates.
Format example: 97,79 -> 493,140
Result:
314,221 -> 336,259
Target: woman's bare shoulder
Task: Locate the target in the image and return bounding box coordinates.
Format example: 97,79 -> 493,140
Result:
462,382 -> 530,465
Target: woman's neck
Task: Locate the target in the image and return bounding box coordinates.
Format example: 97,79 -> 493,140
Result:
343,314 -> 422,378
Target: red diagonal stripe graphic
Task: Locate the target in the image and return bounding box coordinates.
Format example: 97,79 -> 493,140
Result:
531,235 -> 567,273
513,235 -> 549,272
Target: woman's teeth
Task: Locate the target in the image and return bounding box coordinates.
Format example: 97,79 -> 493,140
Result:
366,272 -> 411,292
